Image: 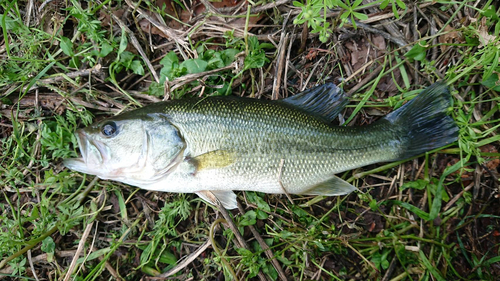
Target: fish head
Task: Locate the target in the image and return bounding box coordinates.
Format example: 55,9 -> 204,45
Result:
64,112 -> 185,185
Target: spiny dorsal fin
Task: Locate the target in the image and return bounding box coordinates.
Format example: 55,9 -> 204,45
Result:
301,175 -> 358,196
281,83 -> 348,122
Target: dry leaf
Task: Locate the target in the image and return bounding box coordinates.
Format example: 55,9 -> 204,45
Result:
478,17 -> 499,48
439,25 -> 464,52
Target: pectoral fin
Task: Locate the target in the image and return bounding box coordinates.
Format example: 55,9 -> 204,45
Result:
302,175 -> 358,196
190,150 -> 236,171
196,190 -> 238,209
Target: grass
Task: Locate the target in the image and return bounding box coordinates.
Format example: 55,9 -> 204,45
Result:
1,0 -> 500,280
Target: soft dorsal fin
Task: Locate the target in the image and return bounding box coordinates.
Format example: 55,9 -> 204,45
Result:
281,83 -> 348,122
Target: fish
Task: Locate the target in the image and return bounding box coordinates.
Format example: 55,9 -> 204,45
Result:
64,82 -> 458,209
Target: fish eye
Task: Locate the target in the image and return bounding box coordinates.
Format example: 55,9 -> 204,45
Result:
101,121 -> 118,137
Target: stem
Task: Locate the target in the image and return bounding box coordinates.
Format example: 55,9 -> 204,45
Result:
0,225 -> 58,269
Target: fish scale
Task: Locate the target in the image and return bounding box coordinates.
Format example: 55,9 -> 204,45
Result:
160,97 -> 405,193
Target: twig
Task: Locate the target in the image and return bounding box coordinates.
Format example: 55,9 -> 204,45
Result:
98,256 -> 123,280
38,0 -> 54,13
381,257 -> 398,281
215,200 -> 248,249
284,31 -> 296,98
360,2 -> 434,24
68,96 -> 121,113
25,0 -> 35,26
158,240 -> 212,277
237,202 -> 288,281
214,195 -> 269,281
351,20 -> 410,51
0,225 -> 58,269
27,250 -> 40,281
109,12 -> 159,83
250,0 -> 292,14
63,221 -> 94,281
18,64 -> 102,94
272,11 -> 291,100
167,61 -> 238,93
199,0 -> 226,22
74,221 -> 99,277
346,63 -> 384,96
301,57 -> 324,91
444,182 -> 474,211
208,219 -> 239,280
124,0 -> 189,52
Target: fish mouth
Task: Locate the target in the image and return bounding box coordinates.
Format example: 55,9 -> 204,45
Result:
63,130 -> 108,175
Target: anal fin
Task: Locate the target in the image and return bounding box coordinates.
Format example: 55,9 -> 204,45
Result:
301,175 -> 358,196
196,190 -> 238,209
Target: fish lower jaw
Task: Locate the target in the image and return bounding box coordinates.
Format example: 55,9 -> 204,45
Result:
63,158 -> 93,175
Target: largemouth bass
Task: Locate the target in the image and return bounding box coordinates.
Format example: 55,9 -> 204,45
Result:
64,82 -> 458,209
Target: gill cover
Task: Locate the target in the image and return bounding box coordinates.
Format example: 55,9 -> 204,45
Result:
64,113 -> 185,186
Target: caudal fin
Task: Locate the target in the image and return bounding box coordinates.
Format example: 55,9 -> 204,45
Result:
384,82 -> 458,160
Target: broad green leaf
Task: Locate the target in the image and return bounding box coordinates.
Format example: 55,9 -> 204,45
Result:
160,51 -> 179,67
118,28 -> 128,55
256,210 -> 268,220
130,60 -> 144,75
60,37 -> 74,56
380,0 -> 389,9
240,210 -> 257,226
244,52 -> 267,70
181,59 -> 208,74
400,179 -> 428,190
405,41 -> 427,61
0,14 -> 21,31
353,12 -> 369,20
100,43 -> 113,57
222,49 -> 239,66
119,51 -> 134,64
158,250 -> 177,265
41,237 -> 55,262
397,0 -> 406,9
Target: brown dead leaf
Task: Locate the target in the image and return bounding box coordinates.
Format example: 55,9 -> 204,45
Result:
371,34 -> 386,51
345,40 -> 367,72
98,8 -> 125,27
478,17 -> 499,48
139,0 -> 262,38
305,49 -> 319,61
439,25 -> 464,52
480,144 -> 500,172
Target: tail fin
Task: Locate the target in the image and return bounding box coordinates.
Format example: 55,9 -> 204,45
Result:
384,82 -> 458,160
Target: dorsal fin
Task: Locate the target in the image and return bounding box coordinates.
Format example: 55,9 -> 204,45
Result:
281,83 -> 348,122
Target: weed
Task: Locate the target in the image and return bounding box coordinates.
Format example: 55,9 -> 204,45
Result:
138,195 -> 191,269
293,0 -> 407,42
1,0 -> 500,280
